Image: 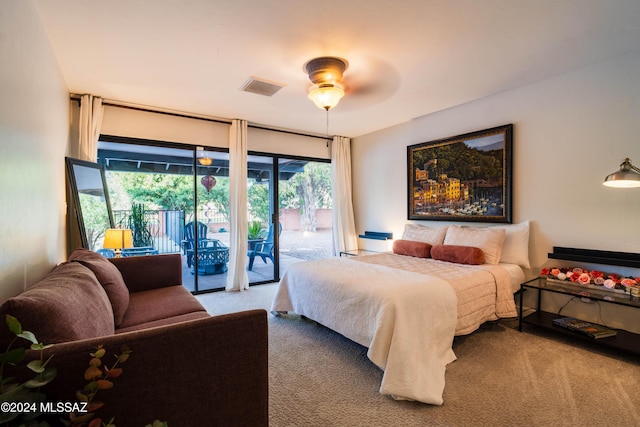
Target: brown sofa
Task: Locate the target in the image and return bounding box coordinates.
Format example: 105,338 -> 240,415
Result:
0,250 -> 268,426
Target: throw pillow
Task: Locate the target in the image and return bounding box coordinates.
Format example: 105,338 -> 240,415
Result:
68,248 -> 130,327
443,225 -> 506,265
392,239 -> 432,258
0,262 -> 115,345
431,245 -> 485,265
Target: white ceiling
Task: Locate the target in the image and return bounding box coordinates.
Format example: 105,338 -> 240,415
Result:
33,0 -> 640,138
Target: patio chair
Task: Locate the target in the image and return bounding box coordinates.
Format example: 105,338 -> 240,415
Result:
247,222 -> 282,271
184,221 -> 208,268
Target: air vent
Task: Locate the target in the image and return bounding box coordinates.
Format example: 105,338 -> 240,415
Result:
240,76 -> 285,97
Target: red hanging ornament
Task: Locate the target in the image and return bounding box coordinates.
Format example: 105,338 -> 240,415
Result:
201,175 -> 216,193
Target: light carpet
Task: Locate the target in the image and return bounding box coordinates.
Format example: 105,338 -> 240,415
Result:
197,284 -> 640,427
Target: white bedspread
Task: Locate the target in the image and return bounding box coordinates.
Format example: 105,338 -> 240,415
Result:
271,257 -> 458,405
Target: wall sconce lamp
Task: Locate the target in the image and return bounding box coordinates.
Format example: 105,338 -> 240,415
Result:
103,228 -> 134,257
603,158 -> 640,188
304,57 -> 348,111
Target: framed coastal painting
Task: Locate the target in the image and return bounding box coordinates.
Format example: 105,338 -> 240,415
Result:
407,124 -> 513,223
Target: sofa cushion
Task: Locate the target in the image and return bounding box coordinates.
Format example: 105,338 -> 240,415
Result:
118,285 -> 207,330
68,248 -> 130,327
116,311 -> 210,334
0,262 -> 115,345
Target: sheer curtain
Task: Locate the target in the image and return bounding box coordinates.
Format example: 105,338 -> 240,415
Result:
77,94 -> 104,162
331,136 -> 358,255
226,119 -> 249,291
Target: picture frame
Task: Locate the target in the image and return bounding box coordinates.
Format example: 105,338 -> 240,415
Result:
407,124 -> 513,223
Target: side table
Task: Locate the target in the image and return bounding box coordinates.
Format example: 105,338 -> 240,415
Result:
518,277 -> 640,355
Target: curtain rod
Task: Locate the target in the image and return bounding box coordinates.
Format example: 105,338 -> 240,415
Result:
70,94 -> 331,141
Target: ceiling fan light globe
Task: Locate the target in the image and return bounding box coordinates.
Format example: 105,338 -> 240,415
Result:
308,86 -> 344,110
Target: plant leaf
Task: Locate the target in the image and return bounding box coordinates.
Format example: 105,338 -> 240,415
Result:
17,331 -> 38,345
26,359 -> 45,373
105,367 -> 123,378
84,365 -> 102,380
85,380 -> 99,393
23,367 -> 56,388
5,315 -> 22,335
97,379 -> 114,390
0,347 -> 25,364
91,347 -> 106,359
30,342 -> 53,351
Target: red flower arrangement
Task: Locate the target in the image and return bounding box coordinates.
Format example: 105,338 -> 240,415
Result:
541,267 -> 639,294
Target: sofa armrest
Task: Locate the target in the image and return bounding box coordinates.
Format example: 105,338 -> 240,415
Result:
30,310 -> 268,426
109,253 -> 182,292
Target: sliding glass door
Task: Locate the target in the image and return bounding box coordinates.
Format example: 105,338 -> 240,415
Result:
247,154 -> 277,284
247,153 -> 333,285
97,137 -> 333,291
97,138 -> 231,293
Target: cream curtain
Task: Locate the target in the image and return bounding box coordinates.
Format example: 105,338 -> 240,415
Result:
331,136 -> 358,255
226,119 -> 249,291
78,94 -> 104,162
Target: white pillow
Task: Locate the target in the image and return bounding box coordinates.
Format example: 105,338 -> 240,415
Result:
490,221 -> 531,268
401,224 -> 448,246
443,225 -> 506,265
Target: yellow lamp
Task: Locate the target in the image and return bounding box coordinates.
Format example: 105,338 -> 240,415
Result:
103,228 -> 134,257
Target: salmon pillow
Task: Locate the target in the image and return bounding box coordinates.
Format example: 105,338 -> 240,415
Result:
431,245 -> 485,265
392,239 -> 432,258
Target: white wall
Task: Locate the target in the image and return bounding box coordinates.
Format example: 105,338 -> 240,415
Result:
352,50 -> 640,332
0,1 -> 70,300
353,50 -> 640,268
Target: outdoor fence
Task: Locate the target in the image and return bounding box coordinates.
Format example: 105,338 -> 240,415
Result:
113,208 -> 227,254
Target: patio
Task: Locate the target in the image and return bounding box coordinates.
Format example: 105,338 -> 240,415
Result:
179,229 -> 333,292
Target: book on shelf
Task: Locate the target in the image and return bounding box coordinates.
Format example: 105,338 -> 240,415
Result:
552,317 -> 618,339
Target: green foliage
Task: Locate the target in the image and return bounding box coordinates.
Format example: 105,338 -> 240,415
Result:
126,204 -> 154,248
78,193 -> 111,251
247,221 -> 265,240
0,315 -> 56,426
279,162 -> 332,232
1,318 -> 166,427
113,172 -> 231,224
114,173 -> 194,212
411,142 -> 504,185
247,183 -> 270,225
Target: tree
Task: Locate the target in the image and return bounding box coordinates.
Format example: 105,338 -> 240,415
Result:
279,162 -> 331,232
110,172 -> 231,223
248,182 -> 270,225
78,193 -> 111,251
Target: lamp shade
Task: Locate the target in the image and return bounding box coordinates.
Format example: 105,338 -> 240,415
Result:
308,85 -> 345,111
603,158 -> 640,188
103,228 -> 134,250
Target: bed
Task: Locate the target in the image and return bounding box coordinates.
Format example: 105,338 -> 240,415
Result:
270,222 -> 530,405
